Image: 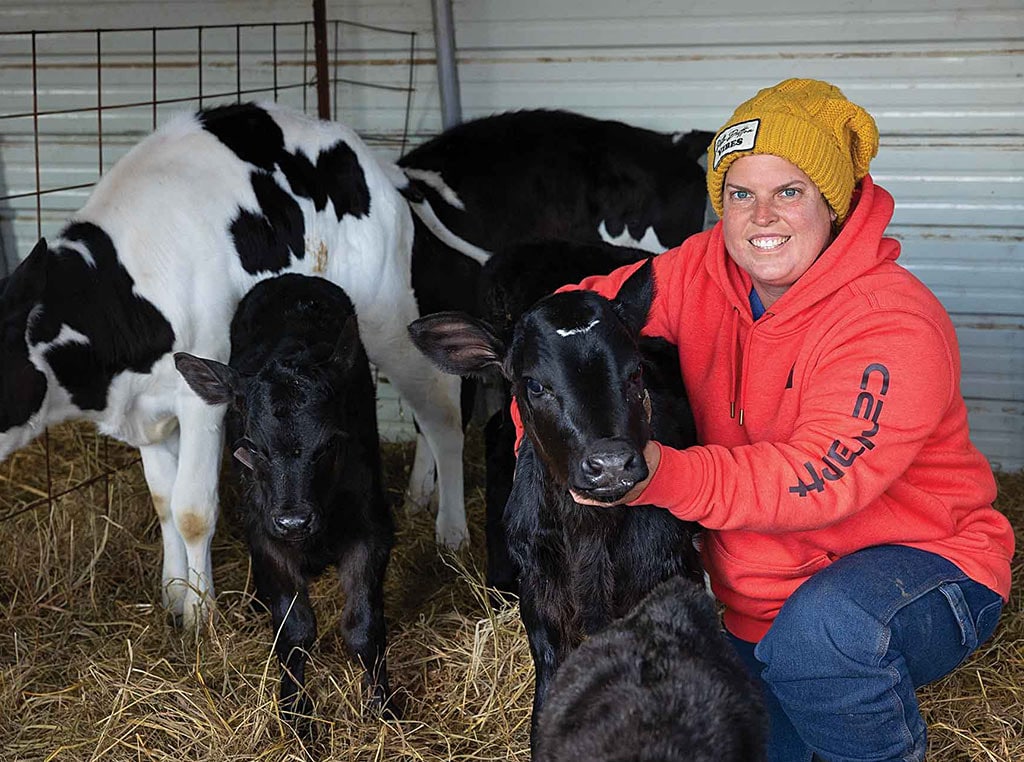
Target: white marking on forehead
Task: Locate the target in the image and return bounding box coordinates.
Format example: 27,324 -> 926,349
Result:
555,319 -> 600,337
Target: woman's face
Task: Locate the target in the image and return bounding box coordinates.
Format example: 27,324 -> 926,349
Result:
721,154 -> 837,309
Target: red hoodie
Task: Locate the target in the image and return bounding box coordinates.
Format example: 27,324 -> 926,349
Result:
542,175 -> 1013,642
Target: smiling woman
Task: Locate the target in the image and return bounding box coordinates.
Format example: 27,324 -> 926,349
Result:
550,78 -> 1014,762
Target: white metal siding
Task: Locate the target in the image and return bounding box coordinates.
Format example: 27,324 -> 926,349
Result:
1,0 -> 1021,469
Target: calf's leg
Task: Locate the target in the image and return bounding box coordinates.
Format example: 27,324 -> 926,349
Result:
139,437 -> 188,623
385,365 -> 466,548
250,544 -> 317,721
405,430 -> 437,513
483,409 -> 518,597
338,537 -> 395,717
169,399 -> 224,630
519,587 -> 564,752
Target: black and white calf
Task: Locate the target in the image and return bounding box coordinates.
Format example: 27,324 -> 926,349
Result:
175,274 -> 394,720
0,101 -> 466,630
399,108 -> 714,266
409,259 -> 704,750
397,109 -> 713,589
535,575 -> 767,762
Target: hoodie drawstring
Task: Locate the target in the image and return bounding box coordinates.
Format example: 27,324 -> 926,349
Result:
728,305 -> 739,423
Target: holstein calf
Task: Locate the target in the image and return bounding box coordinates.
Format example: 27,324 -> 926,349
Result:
399,109 -> 714,267
397,110 -> 713,591
409,259 -> 704,750
175,274 -> 394,721
0,101 -> 466,630
535,575 -> 767,762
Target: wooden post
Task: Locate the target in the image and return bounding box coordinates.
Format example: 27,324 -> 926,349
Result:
312,0 -> 330,119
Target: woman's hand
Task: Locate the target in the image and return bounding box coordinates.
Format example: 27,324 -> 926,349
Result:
569,440 -> 662,507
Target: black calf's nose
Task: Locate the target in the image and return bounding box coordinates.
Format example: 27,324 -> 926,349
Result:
582,450 -> 638,477
274,512 -> 313,533
578,438 -> 648,492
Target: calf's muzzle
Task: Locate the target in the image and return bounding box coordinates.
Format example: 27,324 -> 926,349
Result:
574,437 -> 648,500
270,505 -> 319,539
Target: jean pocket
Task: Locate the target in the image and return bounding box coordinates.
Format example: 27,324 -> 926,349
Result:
938,580 -> 1004,653
938,581 -> 978,651
974,598 -> 1003,645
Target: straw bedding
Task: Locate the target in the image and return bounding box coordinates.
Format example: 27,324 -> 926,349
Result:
1,421 -> 1021,761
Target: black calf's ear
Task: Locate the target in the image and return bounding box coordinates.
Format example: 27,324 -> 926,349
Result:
174,352 -> 239,406
2,238 -> 49,305
408,311 -> 507,379
612,258 -> 655,336
327,315 -> 362,374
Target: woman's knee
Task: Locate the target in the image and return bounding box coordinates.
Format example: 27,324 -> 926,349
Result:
755,570 -> 888,683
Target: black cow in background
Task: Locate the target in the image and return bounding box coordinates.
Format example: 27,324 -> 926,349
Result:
175,274 -> 395,726
397,109 -> 714,593
400,109 -> 714,279
409,259 -> 704,752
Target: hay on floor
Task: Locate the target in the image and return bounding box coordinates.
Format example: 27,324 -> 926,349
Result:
0,420 -> 1021,761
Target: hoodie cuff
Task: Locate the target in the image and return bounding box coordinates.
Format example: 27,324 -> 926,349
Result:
627,441 -> 699,520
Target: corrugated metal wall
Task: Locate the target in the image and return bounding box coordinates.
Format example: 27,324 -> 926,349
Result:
1,0 -> 1021,469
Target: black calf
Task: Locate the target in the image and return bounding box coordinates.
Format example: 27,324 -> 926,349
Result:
534,575 -> 767,762
409,259 -> 703,750
477,240 -> 651,595
174,273 -> 394,722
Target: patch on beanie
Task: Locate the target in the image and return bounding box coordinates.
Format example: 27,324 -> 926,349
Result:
713,119 -> 760,169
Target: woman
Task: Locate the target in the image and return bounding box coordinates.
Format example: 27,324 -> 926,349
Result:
553,79 -> 1014,761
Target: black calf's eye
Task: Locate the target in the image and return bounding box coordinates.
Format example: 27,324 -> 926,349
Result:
524,377 -> 544,396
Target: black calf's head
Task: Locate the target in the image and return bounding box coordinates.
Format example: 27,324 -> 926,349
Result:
411,259 -> 655,503
175,318 -> 363,541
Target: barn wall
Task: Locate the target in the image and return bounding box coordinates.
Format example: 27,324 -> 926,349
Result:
0,0 -> 1021,469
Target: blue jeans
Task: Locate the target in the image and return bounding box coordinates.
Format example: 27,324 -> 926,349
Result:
727,545 -> 1003,762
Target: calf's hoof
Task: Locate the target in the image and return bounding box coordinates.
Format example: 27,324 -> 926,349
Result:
435,515 -> 470,550
280,689 -> 315,734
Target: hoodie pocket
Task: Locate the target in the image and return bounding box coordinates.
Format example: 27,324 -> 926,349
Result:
708,532 -> 833,577
705,533 -> 834,623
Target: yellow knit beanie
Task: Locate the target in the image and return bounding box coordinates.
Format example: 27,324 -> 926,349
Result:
706,78 -> 879,223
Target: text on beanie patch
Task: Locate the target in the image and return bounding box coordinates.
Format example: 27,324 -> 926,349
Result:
713,119 -> 760,170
